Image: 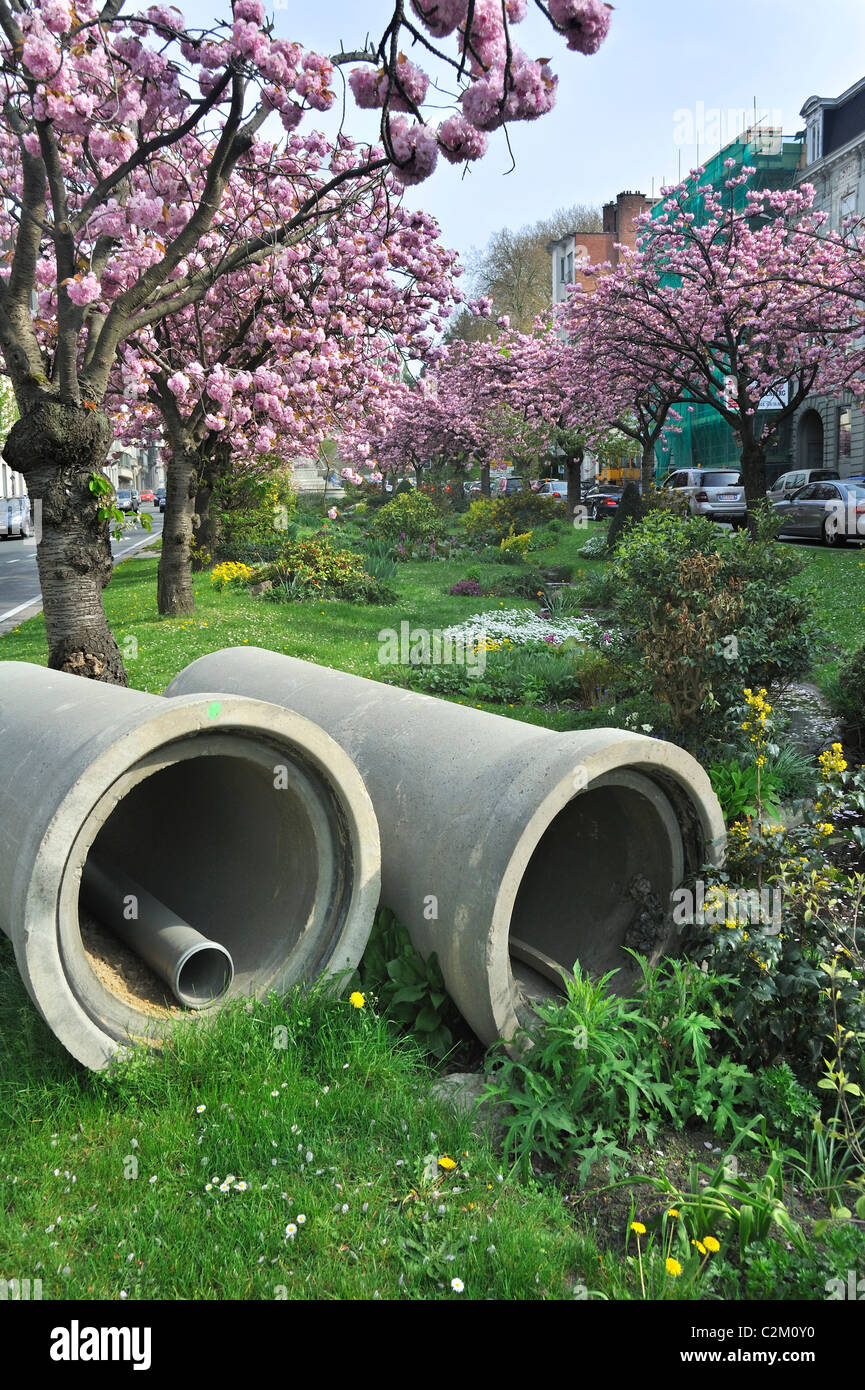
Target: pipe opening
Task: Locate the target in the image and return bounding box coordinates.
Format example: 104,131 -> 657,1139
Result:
64,732 -> 353,1040
509,772 -> 685,1003
175,944 -> 235,1009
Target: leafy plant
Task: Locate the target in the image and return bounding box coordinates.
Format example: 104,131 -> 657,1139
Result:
485,958 -> 751,1183
357,907 -> 459,1059
708,757 -> 783,823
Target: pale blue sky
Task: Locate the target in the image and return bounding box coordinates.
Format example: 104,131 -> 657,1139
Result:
193,1 -> 865,267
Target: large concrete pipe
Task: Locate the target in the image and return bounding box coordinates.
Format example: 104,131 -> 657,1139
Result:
0,662 -> 380,1069
166,650 -> 727,1048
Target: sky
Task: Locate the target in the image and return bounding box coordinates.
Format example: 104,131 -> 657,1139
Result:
191,1 -> 865,272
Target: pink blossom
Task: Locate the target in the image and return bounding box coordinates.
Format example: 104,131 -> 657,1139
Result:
408,0 -> 468,38
327,506 -> 339,520
548,0 -> 612,54
388,118 -> 439,186
64,272 -> 101,306
437,114 -> 488,164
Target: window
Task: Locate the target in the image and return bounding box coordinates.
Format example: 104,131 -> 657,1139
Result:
840,191 -> 857,227
806,113 -> 823,164
838,405 -> 852,458
566,251 -> 574,281
560,255 -> 566,280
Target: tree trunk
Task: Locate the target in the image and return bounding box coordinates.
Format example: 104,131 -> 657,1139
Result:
192,480 -> 219,570
480,461 -> 490,497
157,448 -> 197,614
641,441 -> 656,495
3,400 -> 128,684
565,449 -> 583,523
739,432 -> 768,506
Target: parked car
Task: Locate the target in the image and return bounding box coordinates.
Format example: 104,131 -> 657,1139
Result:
159,492 -> 167,513
660,467 -> 746,525
535,479 -> 568,500
767,467 -> 840,501
115,489 -> 138,513
583,485 -> 622,520
139,488 -> 155,504
154,487 -> 166,509
1,495 -> 32,539
773,478 -> 865,547
498,477 -> 523,496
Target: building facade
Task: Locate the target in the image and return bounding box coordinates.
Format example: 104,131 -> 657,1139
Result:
792,74 -> 865,477
548,190 -> 653,307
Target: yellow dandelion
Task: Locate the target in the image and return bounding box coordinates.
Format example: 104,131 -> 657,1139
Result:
438,1155 -> 457,1171
666,1257 -> 682,1277
349,991 -> 365,1009
704,1236 -> 720,1253
666,1208 -> 680,1219
630,1221 -> 646,1235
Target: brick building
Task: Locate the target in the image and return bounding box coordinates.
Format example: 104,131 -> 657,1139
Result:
548,190 -> 653,306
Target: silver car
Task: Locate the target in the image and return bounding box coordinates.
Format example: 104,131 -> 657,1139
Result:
773,479 -> 865,547
768,467 -> 839,501
1,496 -> 32,539
661,468 -> 746,524
535,479 -> 568,500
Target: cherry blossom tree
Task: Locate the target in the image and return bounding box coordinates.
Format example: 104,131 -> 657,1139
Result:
0,0 -> 611,683
109,136 -> 460,613
558,168 -> 865,505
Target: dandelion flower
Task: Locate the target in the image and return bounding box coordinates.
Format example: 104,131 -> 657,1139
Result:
451,1277 -> 464,1293
438,1155 -> 457,1171
704,1236 -> 720,1253
666,1208 -> 679,1218
666,1257 -> 682,1277
349,991 -> 366,1009
630,1221 -> 646,1235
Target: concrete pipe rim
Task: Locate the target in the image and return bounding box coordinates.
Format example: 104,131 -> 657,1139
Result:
21,694 -> 380,1071
486,732 -> 727,1045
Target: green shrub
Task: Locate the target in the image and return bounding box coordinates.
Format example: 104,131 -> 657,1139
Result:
831,642 -> 865,756
485,956 -> 752,1183
370,491 -> 448,544
607,510 -> 822,748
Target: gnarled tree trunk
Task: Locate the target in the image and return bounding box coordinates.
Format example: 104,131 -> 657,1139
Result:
3,400 -> 127,684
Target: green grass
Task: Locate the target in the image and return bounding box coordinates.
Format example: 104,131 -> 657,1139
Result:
0,953 -> 605,1301
788,544 -> 865,681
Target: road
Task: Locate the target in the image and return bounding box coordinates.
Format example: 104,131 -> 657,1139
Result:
0,509 -> 163,636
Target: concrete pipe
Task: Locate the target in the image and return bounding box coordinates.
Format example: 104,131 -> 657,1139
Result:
0,662 -> 380,1070
166,649 -> 727,1048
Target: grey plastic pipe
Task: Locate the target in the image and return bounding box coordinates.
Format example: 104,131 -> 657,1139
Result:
80,855 -> 234,1008
166,649 -> 727,1047
0,661 -> 380,1069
